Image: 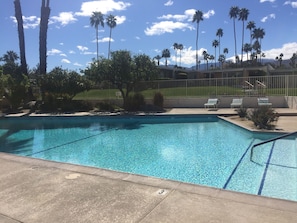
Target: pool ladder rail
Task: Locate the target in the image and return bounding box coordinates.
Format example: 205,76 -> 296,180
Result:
250,131 -> 297,164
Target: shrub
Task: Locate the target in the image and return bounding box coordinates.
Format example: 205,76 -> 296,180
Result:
236,107 -> 247,118
125,93 -> 145,111
153,92 -> 164,108
248,106 -> 279,130
97,100 -> 116,112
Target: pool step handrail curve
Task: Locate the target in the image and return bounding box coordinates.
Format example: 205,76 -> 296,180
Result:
250,131 -> 297,164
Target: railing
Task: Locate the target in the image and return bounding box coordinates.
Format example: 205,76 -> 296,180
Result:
250,131 -> 297,164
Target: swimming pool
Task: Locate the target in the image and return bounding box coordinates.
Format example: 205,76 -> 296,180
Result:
0,115 -> 296,202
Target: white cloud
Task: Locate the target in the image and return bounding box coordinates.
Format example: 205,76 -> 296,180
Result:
75,0 -> 131,16
284,1 -> 297,8
264,42 -> 297,60
10,15 -> 40,29
77,46 -> 88,52
74,62 -> 83,67
61,59 -> 71,64
69,50 -> 76,54
261,13 -> 276,22
144,21 -> 193,36
115,15 -> 126,25
260,0 -> 275,3
135,36 -> 140,40
158,14 -> 188,22
60,53 -> 67,57
164,0 -> 174,6
48,49 -> 62,55
50,12 -> 77,26
203,10 -> 215,19
98,37 -> 111,43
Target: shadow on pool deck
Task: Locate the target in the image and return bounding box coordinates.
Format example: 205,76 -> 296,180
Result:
0,108 -> 297,222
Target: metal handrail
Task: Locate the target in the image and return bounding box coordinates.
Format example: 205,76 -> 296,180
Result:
250,131 -> 297,163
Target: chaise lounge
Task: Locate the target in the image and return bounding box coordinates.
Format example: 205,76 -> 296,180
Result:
204,98 -> 219,109
257,97 -> 272,107
230,98 -> 243,108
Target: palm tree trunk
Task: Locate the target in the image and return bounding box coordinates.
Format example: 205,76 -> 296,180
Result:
108,28 -> 112,59
39,0 -> 50,75
14,0 -> 28,76
96,26 -> 99,61
196,23 -> 199,70
241,21 -> 245,65
233,18 -> 237,63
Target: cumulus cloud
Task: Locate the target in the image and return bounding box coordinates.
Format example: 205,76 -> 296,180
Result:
50,12 -> 77,26
73,62 -> 83,67
284,1 -> 297,8
77,46 -> 88,52
10,15 -> 40,29
203,10 -> 215,19
144,21 -> 193,36
263,42 -> 297,60
164,0 -> 174,6
261,13 -> 276,22
75,0 -> 131,16
61,59 -> 71,64
48,49 -> 62,55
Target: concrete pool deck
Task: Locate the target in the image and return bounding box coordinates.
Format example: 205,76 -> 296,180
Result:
0,108 -> 297,222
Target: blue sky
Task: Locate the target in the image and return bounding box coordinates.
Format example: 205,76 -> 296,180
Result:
1,0 -> 297,71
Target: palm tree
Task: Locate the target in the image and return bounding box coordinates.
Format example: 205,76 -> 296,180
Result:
202,50 -> 209,70
229,6 -> 239,62
246,21 -> 256,45
216,28 -> 223,58
178,43 -> 183,66
106,14 -> 117,59
173,43 -> 179,65
243,43 -> 252,62
238,8 -> 249,64
162,49 -> 170,66
14,0 -> 27,75
192,10 -> 204,70
252,27 -> 265,63
223,48 -> 229,57
1,51 -> 19,64
154,55 -> 162,66
39,0 -> 50,75
212,39 -> 219,67
276,53 -> 284,67
90,11 -> 104,61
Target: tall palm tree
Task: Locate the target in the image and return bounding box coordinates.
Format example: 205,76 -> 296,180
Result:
246,21 -> 255,45
14,0 -> 27,75
202,50 -> 209,70
223,48 -> 229,57
238,8 -> 249,64
243,43 -> 252,62
39,0 -> 50,75
106,14 -> 117,59
192,10 -> 204,70
90,11 -> 104,61
229,6 -> 239,62
178,43 -> 183,66
252,27 -> 265,63
173,42 -> 179,65
216,28 -> 223,59
154,55 -> 162,66
162,49 -> 170,66
212,39 -> 219,67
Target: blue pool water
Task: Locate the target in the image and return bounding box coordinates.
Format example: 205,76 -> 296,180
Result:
0,115 -> 296,201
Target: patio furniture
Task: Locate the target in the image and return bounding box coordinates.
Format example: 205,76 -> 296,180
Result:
204,98 -> 219,109
257,97 -> 272,107
230,98 -> 243,108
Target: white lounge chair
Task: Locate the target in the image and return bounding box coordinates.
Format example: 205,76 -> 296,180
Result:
204,98 -> 219,109
230,98 -> 243,108
257,97 -> 272,107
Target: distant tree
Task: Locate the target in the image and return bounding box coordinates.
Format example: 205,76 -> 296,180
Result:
275,53 -> 284,67
14,0 -> 27,76
154,55 -> 162,66
238,8 -> 249,64
218,54 -> 226,69
173,43 -> 179,65
90,11 -> 104,61
106,14 -> 117,59
216,28 -> 223,58
162,48 -> 170,66
192,10 -> 204,70
246,21 -> 256,45
0,51 -> 21,77
177,43 -> 184,66
223,48 -> 229,58
39,0 -> 50,75
106,50 -> 158,108
289,52 -> 297,68
202,50 -> 209,70
212,39 -> 219,67
252,27 -> 265,63
229,6 -> 239,61
243,43 -> 252,62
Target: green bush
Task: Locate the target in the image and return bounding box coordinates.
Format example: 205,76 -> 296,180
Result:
236,107 -> 247,118
248,106 -> 279,130
125,93 -> 145,111
153,92 -> 164,108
